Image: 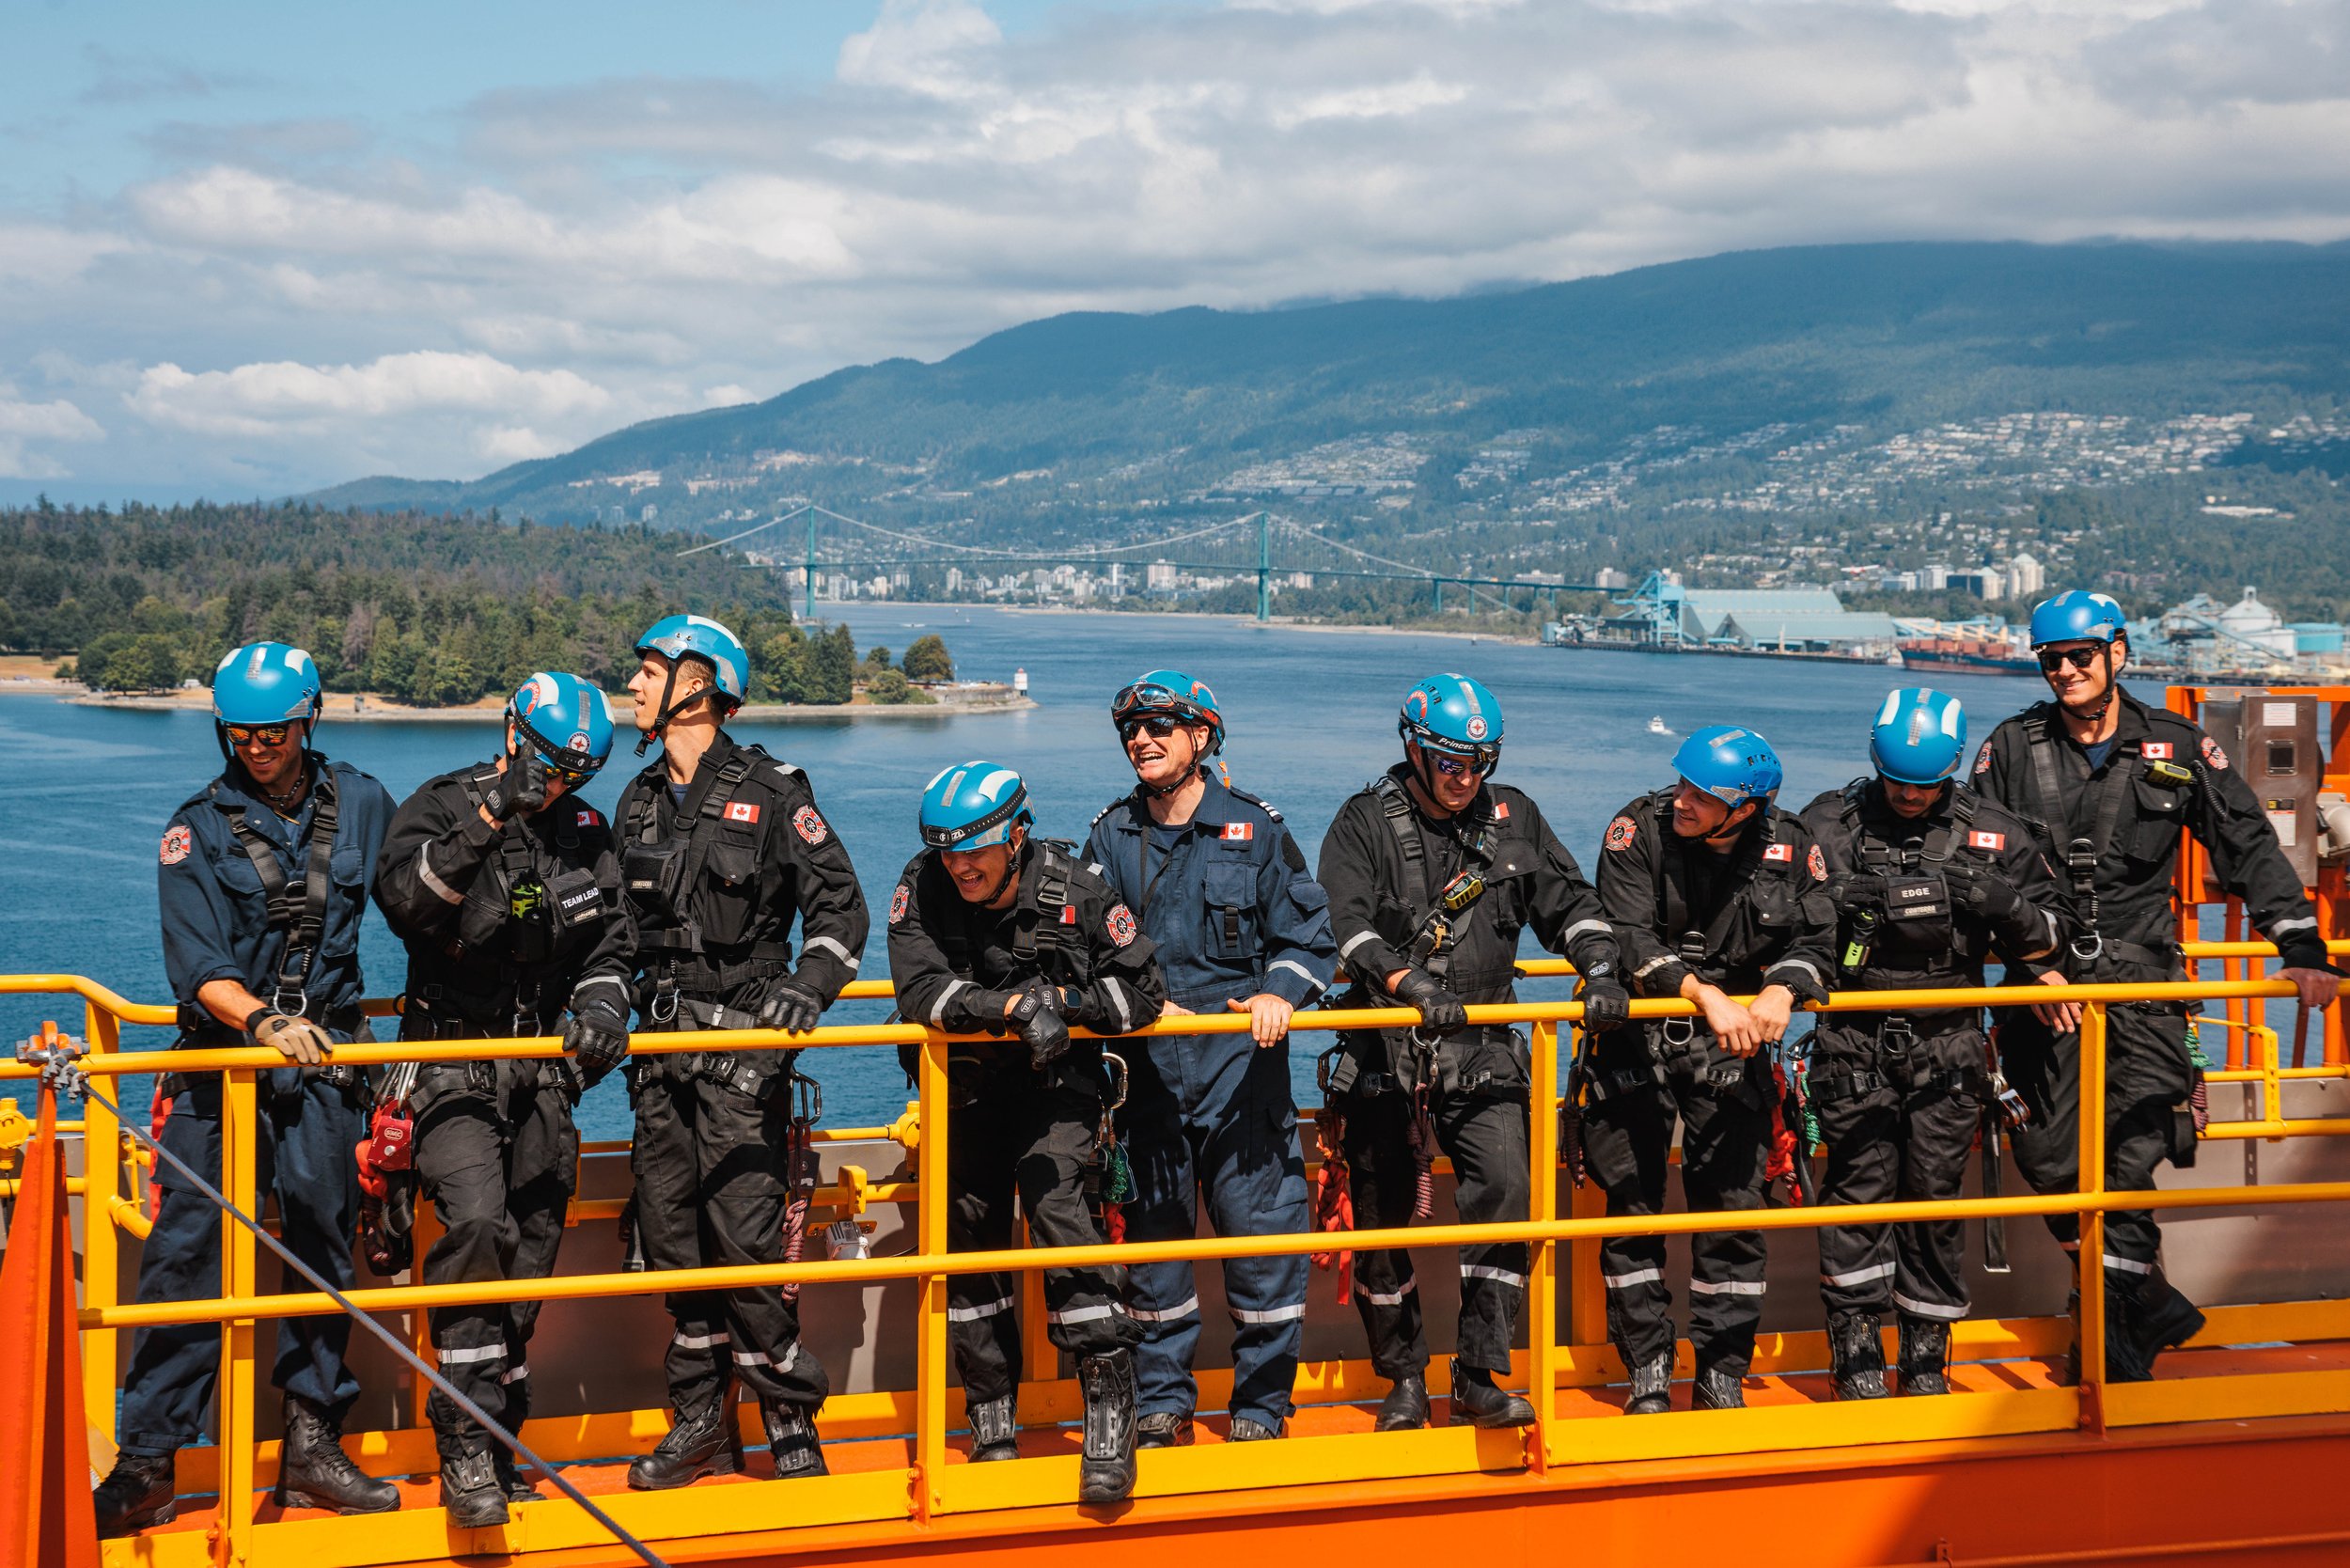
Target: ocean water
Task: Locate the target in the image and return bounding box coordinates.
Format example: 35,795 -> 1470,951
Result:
0,605 -> 2046,1136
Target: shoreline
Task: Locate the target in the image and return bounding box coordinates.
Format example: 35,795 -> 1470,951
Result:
54,688 -> 1036,722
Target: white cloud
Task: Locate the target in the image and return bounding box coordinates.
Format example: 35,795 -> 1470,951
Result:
0,393 -> 105,479
5,0 -> 2349,493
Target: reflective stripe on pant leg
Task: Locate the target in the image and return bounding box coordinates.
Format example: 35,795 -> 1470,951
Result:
1441,1090 -> 1530,1374
1121,1037 -> 1207,1419
1679,1077 -> 1769,1375
1810,1071 -> 1899,1317
1342,1088 -> 1428,1379
1580,1079 -> 1673,1366
1198,1035 -> 1312,1425
1894,1070 -> 1980,1323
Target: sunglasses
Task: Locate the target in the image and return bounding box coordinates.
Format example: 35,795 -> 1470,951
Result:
225,724 -> 294,747
1119,715 -> 1184,742
2036,646 -> 2104,673
1427,748 -> 1496,778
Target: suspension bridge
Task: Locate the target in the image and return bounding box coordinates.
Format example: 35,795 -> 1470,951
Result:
677,504 -> 1607,622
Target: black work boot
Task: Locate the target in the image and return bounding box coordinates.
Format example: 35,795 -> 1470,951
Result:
1228,1417 -> 1282,1442
1897,1318 -> 1951,1397
1136,1411 -> 1192,1450
439,1450 -> 509,1529
494,1378 -> 540,1501
1828,1311 -> 1889,1402
1691,1362 -> 1746,1410
761,1401 -> 829,1479
2132,1267 -> 2206,1370
1623,1351 -> 1673,1416
968,1394 -> 1019,1462
1375,1370 -> 1431,1431
1077,1351 -> 1138,1506
627,1399 -> 744,1490
276,1394 -> 400,1514
93,1450 -> 178,1537
2060,1287 -> 2082,1387
1447,1357 -> 1536,1428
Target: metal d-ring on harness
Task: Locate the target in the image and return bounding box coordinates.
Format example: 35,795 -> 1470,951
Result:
16,1035 -> 673,1568
215,771 -> 363,1094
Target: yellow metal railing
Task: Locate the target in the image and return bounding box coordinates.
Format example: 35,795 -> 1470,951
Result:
8,957 -> 2350,1564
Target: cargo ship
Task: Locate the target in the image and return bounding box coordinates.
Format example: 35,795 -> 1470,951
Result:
8,682 -> 2350,1568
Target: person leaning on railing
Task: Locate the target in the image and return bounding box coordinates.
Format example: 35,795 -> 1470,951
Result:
368,672 -> 634,1528
94,642 -> 402,1537
1317,674 -> 1631,1433
1800,689 -> 2061,1401
1976,590 -> 2343,1383
887,760 -> 1167,1505
614,616 -> 871,1490
1590,726 -> 1835,1415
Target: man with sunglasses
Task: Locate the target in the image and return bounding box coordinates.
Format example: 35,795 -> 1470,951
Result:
1317,673 -> 1630,1430
1084,669 -> 1336,1448
614,614 -> 870,1488
1591,726 -> 1835,1413
97,642 -> 400,1536
889,760 -> 1166,1503
369,672 -> 633,1526
1975,589 -> 2339,1382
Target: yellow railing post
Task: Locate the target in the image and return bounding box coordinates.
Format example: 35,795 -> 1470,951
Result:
2076,1004 -> 2108,1435
214,1067 -> 260,1566
1525,1018 -> 1561,1470
913,1032 -> 949,1523
80,999 -> 122,1450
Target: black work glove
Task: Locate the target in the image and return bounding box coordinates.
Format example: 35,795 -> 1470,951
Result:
1009,981 -> 1073,1070
1389,966 -> 1467,1034
756,976 -> 826,1035
482,750 -> 550,823
1948,861 -> 2025,923
562,996 -> 630,1087
1825,870 -> 1886,916
1577,973 -> 1632,1034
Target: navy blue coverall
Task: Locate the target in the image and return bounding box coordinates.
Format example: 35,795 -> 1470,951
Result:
119,756 -> 394,1457
1086,774 -> 1337,1432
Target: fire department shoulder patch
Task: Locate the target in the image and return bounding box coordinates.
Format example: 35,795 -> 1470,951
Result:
889,884 -> 910,925
1808,843 -> 1827,881
793,806 -> 829,845
1605,815 -> 1637,852
160,824 -> 193,865
2201,735 -> 2231,770
1106,903 -> 1138,947
1974,743 -> 1994,776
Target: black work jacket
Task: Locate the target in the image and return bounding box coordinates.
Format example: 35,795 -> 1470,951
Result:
1596,791 -> 1837,1006
886,838 -> 1169,1052
372,763 -> 634,1032
615,730 -> 870,1016
1799,778 -> 2062,990
1974,689 -> 2324,975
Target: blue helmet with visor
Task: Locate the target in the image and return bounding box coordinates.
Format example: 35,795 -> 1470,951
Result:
508,671 -> 616,785
1110,668 -> 1224,754
1399,673 -> 1503,772
919,760 -> 1033,851
1869,687 -> 1967,786
1672,724 -> 1782,810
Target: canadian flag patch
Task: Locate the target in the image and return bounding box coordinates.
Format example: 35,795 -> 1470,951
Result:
1222,822 -> 1254,842
1491,800 -> 1510,820
1059,904 -> 1078,925
576,809 -> 599,827
1969,830 -> 2006,852
2141,742 -> 2174,760
725,801 -> 760,823
1763,842 -> 1793,862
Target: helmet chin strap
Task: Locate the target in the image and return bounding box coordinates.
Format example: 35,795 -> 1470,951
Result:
634,667 -> 709,757
979,827 -> 1026,905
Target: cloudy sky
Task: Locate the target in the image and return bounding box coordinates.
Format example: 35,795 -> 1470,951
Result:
5,0 -> 2346,500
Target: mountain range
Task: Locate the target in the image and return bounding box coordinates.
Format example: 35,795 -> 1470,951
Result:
310,239 -> 2350,537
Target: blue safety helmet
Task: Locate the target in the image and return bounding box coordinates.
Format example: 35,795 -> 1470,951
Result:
2028,590 -> 2127,650
1399,673 -> 1503,769
635,614 -> 749,704
919,760 -> 1033,850
1111,668 -> 1224,753
1870,687 -> 1967,786
1673,725 -> 1782,810
212,642 -> 322,727
507,671 -> 616,783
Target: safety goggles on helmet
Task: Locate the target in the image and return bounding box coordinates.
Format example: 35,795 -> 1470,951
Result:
224,723 -> 294,748
1111,680 -> 1217,730
513,722 -> 603,786
2036,645 -> 2104,673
